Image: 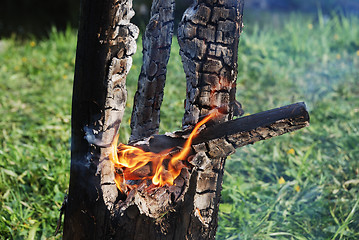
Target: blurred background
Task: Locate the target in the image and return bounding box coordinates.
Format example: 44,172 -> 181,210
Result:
1,0 -> 359,38
0,0 -> 358,239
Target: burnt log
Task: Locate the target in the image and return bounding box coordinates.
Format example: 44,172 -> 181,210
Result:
175,0 -> 245,237
137,102 -> 309,154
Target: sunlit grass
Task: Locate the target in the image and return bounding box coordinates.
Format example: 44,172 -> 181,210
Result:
0,12 -> 358,239
0,27 -> 75,239
217,12 -> 359,240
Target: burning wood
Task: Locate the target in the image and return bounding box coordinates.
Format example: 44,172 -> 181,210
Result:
110,102 -> 309,195
110,109 -> 221,193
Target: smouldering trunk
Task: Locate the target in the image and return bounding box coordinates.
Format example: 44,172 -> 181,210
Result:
62,0 -> 309,239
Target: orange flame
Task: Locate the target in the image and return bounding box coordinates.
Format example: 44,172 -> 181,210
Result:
109,109 -> 218,192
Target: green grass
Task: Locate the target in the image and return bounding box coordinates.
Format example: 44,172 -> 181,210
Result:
217,12 -> 359,240
0,27 -> 76,239
0,12 -> 358,239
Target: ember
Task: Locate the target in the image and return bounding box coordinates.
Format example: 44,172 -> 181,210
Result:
110,109 -> 219,193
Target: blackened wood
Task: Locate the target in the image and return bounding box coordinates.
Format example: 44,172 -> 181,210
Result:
63,0 -> 138,238
130,0 -> 175,142
178,0 -> 244,128
136,102 -> 309,154
176,0 -> 244,238
63,0 -> 310,239
193,102 -> 309,146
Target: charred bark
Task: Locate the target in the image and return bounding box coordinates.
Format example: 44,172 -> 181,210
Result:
130,0 -> 175,142
175,0 -> 245,238
178,0 -> 244,127
136,102 -> 309,154
63,0 -> 138,238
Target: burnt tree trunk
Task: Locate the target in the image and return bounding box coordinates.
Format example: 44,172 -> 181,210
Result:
63,0 -> 309,239
63,0 -> 138,238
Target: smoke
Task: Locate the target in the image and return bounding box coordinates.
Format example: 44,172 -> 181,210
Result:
293,57 -> 357,111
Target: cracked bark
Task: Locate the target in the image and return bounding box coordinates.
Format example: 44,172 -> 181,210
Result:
130,0 -> 175,142
137,102 -> 309,154
63,0 -> 309,239
176,0 -> 245,238
63,0 -> 138,238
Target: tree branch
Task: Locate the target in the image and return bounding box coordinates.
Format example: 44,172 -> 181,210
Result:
174,0 -> 245,237
135,102 -> 309,155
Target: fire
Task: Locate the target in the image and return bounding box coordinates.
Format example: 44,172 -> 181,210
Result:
109,110 -> 218,193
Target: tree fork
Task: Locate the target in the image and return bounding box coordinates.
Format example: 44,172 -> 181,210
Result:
63,0 -> 310,239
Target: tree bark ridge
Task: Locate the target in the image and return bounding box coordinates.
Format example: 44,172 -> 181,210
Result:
130,0 -> 175,142
64,0 -> 138,238
176,0 -> 244,238
178,0 -> 244,128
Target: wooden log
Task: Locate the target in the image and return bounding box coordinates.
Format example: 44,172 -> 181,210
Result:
177,0 -> 245,236
194,102 -> 309,146
171,0 -> 296,236
136,102 -> 309,154
178,0 -> 245,128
